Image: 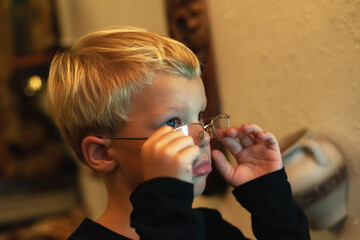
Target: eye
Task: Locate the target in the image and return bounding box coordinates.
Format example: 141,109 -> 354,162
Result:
166,118 -> 182,128
198,112 -> 204,123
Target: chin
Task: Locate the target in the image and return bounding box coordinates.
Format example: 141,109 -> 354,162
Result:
193,175 -> 208,197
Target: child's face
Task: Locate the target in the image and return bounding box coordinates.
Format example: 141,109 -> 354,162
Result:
110,73 -> 210,197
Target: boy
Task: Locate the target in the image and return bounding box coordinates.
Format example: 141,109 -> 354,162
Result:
47,27 -> 310,239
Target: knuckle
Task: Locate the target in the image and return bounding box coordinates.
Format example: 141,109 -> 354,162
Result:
152,141 -> 163,153
184,135 -> 195,145
172,153 -> 183,164
174,154 -> 189,168
161,146 -> 174,159
190,145 -> 200,154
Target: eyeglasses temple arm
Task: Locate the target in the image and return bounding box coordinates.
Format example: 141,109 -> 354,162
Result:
95,136 -> 148,140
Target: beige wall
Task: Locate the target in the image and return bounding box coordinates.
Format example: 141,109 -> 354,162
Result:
56,0 -> 168,47
201,0 -> 360,239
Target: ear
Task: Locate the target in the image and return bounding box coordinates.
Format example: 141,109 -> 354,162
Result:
82,136 -> 117,173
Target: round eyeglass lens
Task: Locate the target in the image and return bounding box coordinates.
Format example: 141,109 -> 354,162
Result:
213,115 -> 230,138
175,123 -> 204,145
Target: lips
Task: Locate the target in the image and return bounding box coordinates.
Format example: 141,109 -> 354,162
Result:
192,160 -> 212,177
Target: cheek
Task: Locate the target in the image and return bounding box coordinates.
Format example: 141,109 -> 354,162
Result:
201,145 -> 212,158
193,175 -> 208,197
114,142 -> 145,188
114,141 -> 142,160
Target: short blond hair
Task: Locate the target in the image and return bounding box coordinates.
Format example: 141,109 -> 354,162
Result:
47,26 -> 200,161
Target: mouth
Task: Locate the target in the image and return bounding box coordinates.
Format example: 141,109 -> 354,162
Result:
192,159 -> 212,177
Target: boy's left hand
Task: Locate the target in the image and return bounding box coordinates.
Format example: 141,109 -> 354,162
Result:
211,123 -> 283,188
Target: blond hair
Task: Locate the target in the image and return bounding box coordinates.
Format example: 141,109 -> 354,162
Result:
47,27 -> 200,161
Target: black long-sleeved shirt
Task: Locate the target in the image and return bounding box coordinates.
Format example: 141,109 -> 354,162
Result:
68,168 -> 310,240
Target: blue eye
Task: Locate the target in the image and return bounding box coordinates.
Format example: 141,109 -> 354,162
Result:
166,118 -> 182,128
198,112 -> 204,123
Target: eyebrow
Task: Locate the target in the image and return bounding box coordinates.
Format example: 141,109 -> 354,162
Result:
155,100 -> 207,115
149,106 -> 186,124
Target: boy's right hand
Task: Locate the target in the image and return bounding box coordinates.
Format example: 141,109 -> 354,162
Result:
141,126 -> 200,183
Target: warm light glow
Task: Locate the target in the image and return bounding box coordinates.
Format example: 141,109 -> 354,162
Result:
28,75 -> 42,90
24,75 -> 43,96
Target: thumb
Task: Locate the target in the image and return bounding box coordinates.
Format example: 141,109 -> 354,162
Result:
211,149 -> 234,183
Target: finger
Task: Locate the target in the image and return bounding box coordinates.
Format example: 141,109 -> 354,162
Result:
147,126 -> 184,145
238,124 -> 264,147
163,135 -> 195,156
177,145 -> 200,165
224,126 -> 244,139
257,131 -> 280,151
239,133 -> 254,147
176,145 -> 200,181
211,149 -> 234,182
214,128 -> 226,139
221,137 -> 244,157
241,123 -> 264,136
142,128 -> 186,159
225,127 -> 254,147
148,126 -> 179,141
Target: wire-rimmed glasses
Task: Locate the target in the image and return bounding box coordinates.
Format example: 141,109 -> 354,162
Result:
97,113 -> 231,146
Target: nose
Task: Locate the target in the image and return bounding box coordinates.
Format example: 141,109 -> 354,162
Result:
200,128 -> 211,147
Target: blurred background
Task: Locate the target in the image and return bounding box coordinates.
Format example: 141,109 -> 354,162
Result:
0,0 -> 359,239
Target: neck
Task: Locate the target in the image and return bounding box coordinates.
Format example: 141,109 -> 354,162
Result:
97,183 -> 139,239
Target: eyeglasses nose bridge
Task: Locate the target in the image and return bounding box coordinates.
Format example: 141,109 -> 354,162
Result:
203,123 -> 215,139
197,124 -> 212,146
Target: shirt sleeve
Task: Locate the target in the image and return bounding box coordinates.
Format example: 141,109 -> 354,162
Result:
233,168 -> 311,240
130,177 -> 205,240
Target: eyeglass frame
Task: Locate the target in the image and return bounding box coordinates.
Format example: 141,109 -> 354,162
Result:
96,113 -> 231,145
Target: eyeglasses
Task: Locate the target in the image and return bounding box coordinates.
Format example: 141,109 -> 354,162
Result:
97,113 -> 231,146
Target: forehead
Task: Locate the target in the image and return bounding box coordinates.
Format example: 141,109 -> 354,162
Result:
131,74 -> 207,119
